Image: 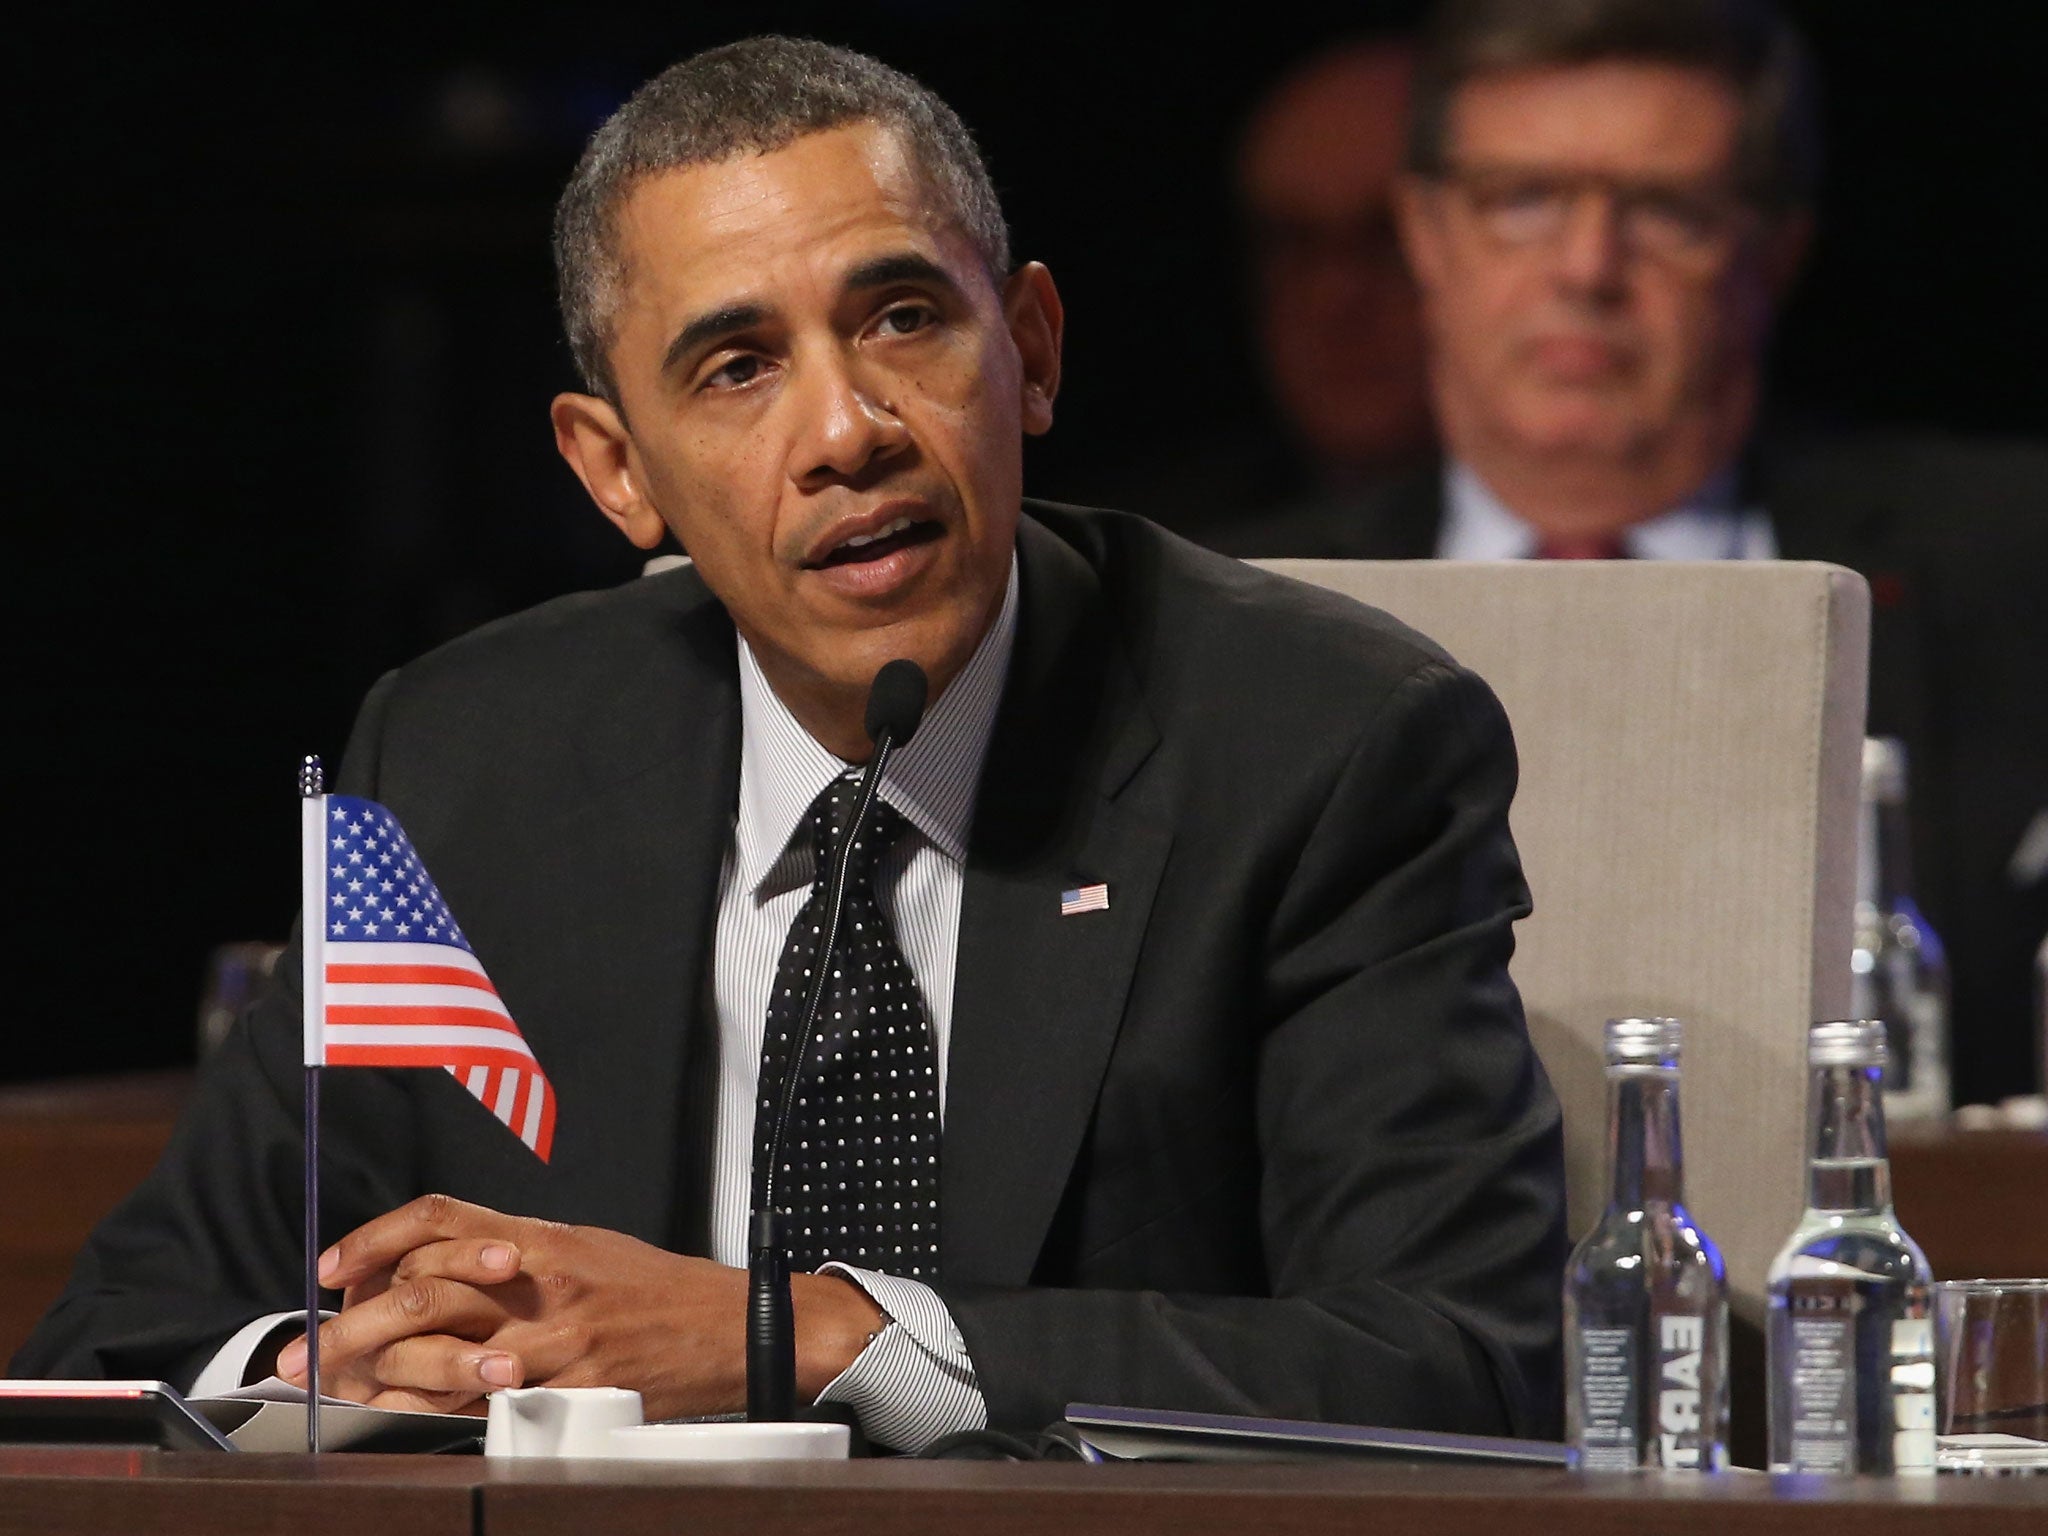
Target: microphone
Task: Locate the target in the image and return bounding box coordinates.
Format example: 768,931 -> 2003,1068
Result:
864,659 -> 928,752
747,660 -> 928,1423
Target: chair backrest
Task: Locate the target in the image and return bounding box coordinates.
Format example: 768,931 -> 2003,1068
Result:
1255,559 -> 1869,1339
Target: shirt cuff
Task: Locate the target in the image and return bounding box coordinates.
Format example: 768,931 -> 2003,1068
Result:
814,1264 -> 987,1451
186,1309 -> 332,1398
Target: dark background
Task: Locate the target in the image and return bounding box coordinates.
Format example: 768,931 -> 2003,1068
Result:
12,3 -> 2042,1081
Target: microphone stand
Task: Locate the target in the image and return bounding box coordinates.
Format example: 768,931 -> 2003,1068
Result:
747,704 -> 912,1422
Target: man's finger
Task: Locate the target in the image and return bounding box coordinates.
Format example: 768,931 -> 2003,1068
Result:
348,1239 -> 524,1317
366,1333 -> 523,1397
365,1384 -> 490,1415
278,1274 -> 504,1380
393,1237 -> 523,1287
342,1267 -> 397,1313
318,1193 -> 506,1289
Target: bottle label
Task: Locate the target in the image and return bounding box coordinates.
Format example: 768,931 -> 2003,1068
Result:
1787,1299 -> 1857,1473
1655,1313 -> 1708,1468
1891,1316 -> 1936,1472
1575,1326 -> 1638,1470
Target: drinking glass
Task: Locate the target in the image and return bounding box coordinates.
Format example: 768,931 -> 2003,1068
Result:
1935,1278 -> 2048,1474
196,941 -> 285,1057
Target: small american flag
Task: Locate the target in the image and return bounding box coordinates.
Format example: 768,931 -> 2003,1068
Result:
1060,883 -> 1110,916
307,794 -> 556,1160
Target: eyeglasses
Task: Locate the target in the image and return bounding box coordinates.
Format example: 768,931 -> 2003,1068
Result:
1434,162 -> 1757,265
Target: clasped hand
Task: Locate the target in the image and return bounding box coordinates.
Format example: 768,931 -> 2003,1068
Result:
274,1194 -> 883,1418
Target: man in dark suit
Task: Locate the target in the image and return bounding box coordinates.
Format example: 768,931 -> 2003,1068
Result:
1206,0 -> 2048,1102
15,39 -> 1565,1446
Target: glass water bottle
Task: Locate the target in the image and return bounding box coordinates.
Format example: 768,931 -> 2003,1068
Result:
2035,932 -> 2046,1091
1852,738 -> 1950,1121
1766,1020 -> 1935,1474
1565,1017 -> 1729,1470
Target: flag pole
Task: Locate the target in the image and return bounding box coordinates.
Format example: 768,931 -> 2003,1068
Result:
299,754 -> 326,1455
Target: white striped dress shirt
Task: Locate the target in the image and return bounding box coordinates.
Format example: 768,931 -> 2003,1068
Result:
1439,459 -> 1778,561
708,557 -> 1018,1450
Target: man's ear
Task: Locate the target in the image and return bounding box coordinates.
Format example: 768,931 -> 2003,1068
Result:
551,391 -> 670,551
1003,261 -> 1063,438
1762,206 -> 1813,308
1393,175 -> 1446,297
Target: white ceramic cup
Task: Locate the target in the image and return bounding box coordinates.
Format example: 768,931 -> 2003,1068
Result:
484,1386 -> 645,1458
606,1421 -> 851,1462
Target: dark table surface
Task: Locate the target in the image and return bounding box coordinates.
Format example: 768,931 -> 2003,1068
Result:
483,1456 -> 2048,1535
0,1446 -> 483,1536
2,1449 -> 2042,1536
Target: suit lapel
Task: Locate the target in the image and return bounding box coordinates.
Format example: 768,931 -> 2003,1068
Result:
526,574 -> 741,1246
943,518 -> 1170,1285
1767,468 -> 1943,926
1366,462 -> 1448,559
1767,469 -> 1933,761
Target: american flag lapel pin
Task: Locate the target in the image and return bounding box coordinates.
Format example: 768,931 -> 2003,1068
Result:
1060,882 -> 1110,916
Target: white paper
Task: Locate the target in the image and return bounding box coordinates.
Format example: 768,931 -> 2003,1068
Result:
193,1377 -> 481,1453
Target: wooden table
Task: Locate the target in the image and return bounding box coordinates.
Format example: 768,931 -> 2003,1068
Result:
0,1450 -> 2040,1536
480,1458 -> 2047,1534
1892,1123 -> 2048,1279
1,1069 -> 2042,1436
0,1072 -> 191,1366
0,1447 -> 481,1536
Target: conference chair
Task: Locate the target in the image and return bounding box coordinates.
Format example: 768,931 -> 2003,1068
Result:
1259,557 -> 1870,1454
645,547 -> 1868,1308
639,549 -> 1866,1449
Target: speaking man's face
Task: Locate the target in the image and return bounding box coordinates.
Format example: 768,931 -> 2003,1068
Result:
555,121 -> 1060,743
1398,63 -> 1800,470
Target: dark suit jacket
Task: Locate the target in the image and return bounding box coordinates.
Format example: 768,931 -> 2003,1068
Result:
1214,438 -> 2048,1103
15,504 -> 1568,1439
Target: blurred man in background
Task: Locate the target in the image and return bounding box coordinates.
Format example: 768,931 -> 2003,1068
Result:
1103,38 -> 1436,547
1245,0 -> 2048,1103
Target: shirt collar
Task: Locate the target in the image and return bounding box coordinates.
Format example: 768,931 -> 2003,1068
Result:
1439,459 -> 1774,561
732,554 -> 1019,898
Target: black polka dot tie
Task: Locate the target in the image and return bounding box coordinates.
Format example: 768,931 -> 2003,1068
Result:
752,770 -> 941,1279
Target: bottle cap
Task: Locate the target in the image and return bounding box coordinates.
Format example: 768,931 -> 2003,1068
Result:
1809,1018 -> 1888,1067
1603,1016 -> 1682,1067
1861,737 -> 1908,805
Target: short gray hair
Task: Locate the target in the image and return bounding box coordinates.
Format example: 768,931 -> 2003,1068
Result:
553,36 -> 1012,402
1409,0 -> 1822,210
